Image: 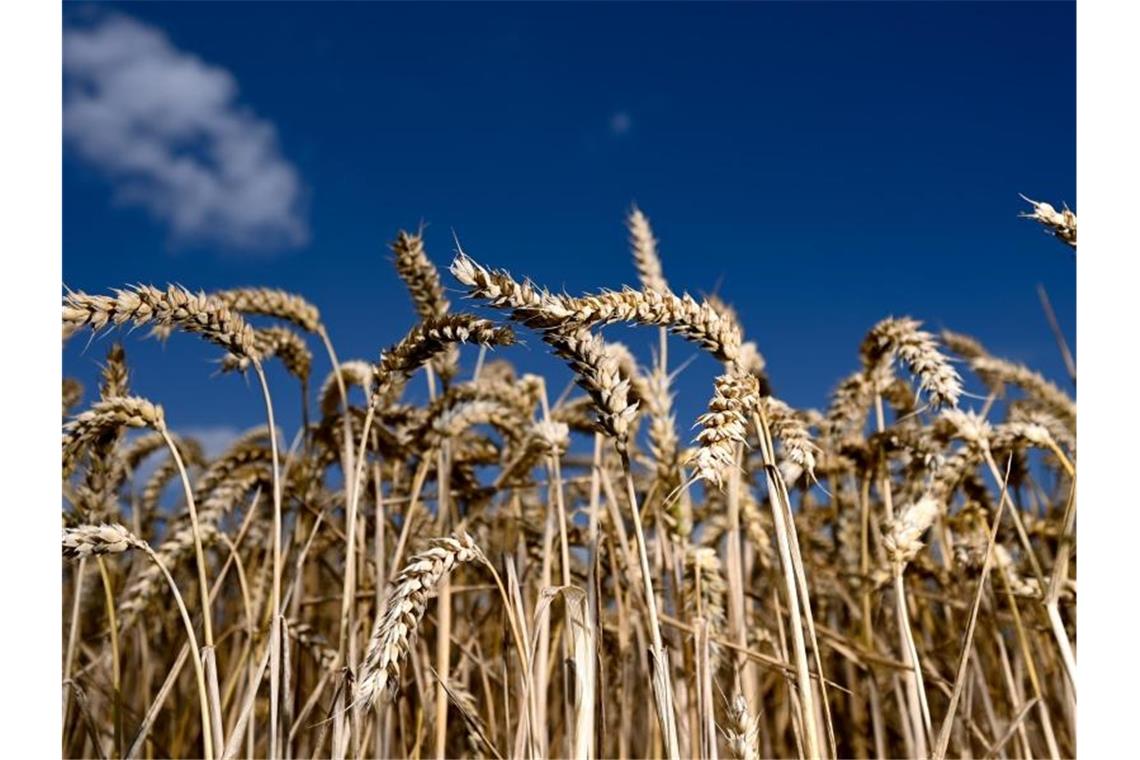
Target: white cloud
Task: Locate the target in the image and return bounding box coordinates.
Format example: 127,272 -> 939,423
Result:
64,15 -> 308,251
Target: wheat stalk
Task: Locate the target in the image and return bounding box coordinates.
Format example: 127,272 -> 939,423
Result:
64,523 -> 215,759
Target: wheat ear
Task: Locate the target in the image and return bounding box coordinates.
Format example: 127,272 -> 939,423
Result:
63,397 -> 164,478
213,287 -> 322,333
222,326 -> 312,383
861,316 -> 962,409
691,368 -> 758,486
721,693 -> 760,760
970,355 -> 1075,426
628,205 -> 670,294
1019,194 -> 1076,248
355,533 -> 485,708
63,284 -> 258,359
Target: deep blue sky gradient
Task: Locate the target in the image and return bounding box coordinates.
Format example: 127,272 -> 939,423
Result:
63,2 -> 1076,443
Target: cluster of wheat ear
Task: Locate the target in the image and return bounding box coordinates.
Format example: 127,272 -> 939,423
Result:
62,199 -> 1075,760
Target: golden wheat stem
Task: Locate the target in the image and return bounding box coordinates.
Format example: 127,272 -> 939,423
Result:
1036,284 -> 1077,386
869,391 -> 932,757
317,324 -> 364,658
724,443 -> 753,705
387,458 -> 431,578
432,365 -> 453,760
980,449 -> 1046,587
894,571 -> 933,747
131,540 -> 215,760
994,562 -> 1062,760
62,557 -> 87,743
125,505 -> 260,760
768,457 -> 837,759
619,450 -> 680,760
96,556 -> 123,757
158,426 -> 216,649
339,399 -> 376,662
1044,480 -> 1077,694
751,410 -> 821,759
931,465 -> 1009,759
252,361 -> 283,760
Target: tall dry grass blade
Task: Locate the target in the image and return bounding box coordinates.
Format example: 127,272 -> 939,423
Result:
932,460 -> 1013,760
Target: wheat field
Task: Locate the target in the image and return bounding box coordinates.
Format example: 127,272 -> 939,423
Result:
61,199 -> 1076,759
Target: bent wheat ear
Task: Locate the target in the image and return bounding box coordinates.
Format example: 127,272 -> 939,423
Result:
213,288 -> 323,333
63,523 -> 146,560
940,329 -> 990,361
424,399 -> 527,452
496,418 -> 570,486
546,327 -> 639,447
557,288 -> 743,362
1008,403 -> 1075,454
356,533 -> 485,708
453,251 -> 742,360
690,369 -> 758,486
939,408 -> 994,448
450,252 -> 576,323
373,315 -> 515,405
222,326 -> 312,382
418,374 -> 541,425
861,316 -> 962,409
759,396 -> 819,480
63,397 -> 165,478
318,360 -> 375,417
64,284 -> 258,359
970,355 -> 1075,426
193,432 -> 273,495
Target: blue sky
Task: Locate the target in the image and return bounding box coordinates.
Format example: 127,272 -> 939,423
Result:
63,2 -> 1075,447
